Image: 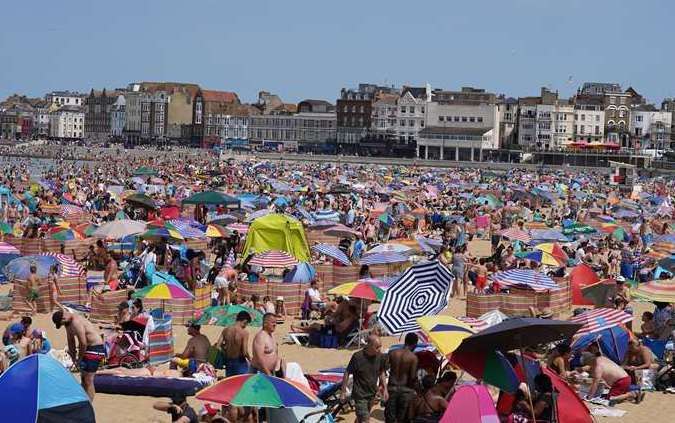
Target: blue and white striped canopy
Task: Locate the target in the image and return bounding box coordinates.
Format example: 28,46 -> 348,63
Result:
312,243 -> 351,265
168,219 -> 206,239
378,260 -> 454,334
490,269 -> 559,292
360,252 -> 409,266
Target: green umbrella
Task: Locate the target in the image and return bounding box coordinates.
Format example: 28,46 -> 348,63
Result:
132,166 -> 158,176
0,221 -> 12,235
125,193 -> 157,209
182,191 -> 240,207
196,305 -> 263,327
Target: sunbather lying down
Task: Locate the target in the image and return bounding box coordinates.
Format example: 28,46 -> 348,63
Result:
98,365 -> 182,378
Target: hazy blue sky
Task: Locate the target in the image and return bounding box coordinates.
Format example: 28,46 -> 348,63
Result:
1,0 -> 673,104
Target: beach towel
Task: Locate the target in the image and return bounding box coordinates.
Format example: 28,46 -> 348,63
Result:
147,313 -> 173,365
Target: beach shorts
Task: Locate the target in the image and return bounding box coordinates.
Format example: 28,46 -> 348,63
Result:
80,344 -> 105,373
385,386 -> 416,423
476,275 -> 487,291
608,376 -> 631,397
224,357 -> 249,376
214,276 -> 229,289
27,289 -> 39,301
353,397 -> 374,420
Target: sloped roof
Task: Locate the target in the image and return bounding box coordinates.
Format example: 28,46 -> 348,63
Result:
201,90 -> 239,103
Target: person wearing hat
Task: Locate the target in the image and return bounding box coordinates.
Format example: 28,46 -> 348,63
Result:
171,321 -> 210,377
52,309 -> 104,400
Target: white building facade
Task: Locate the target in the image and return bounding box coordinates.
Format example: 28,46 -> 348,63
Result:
396,87 -> 430,144
45,91 -> 85,107
631,109 -> 672,150
49,105 -> 84,139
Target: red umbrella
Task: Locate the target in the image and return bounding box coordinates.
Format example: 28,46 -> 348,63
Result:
569,263 -> 599,305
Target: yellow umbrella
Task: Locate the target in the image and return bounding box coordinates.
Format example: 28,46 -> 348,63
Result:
417,315 -> 475,356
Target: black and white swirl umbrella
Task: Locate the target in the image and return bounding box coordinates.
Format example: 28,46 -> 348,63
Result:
378,260 -> 454,335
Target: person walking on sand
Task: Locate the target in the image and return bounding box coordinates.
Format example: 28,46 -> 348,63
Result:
52,309 -> 104,400
385,333 -> 418,423
215,311 -> 251,376
26,265 -> 39,314
341,334 -> 388,423
47,264 -> 61,313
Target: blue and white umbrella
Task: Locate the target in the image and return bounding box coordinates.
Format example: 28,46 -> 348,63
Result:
312,210 -> 341,222
283,262 -> 316,283
359,252 -> 409,266
415,236 -> 443,254
246,209 -> 273,222
168,219 -> 206,238
378,260 -> 454,334
312,243 -> 351,265
490,269 -> 559,292
529,229 -> 570,243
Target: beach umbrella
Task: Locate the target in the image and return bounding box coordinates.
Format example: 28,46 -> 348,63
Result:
366,243 -> 412,255
4,255 -> 59,279
283,262 -> 316,283
323,224 -> 360,238
329,281 -> 385,301
139,226 -> 184,241
0,242 -> 21,256
632,278 -> 675,303
533,242 -> 568,263
132,166 -> 158,176
458,310 -> 509,333
456,318 -> 582,353
196,305 -> 263,327
132,282 -> 194,300
93,219 -> 147,239
309,219 -> 337,229
312,243 -> 351,265
571,326 -> 630,364
415,235 -> 443,254
207,214 -> 238,225
59,204 -> 87,221
658,257 -> 675,273
417,315 -> 475,356
245,209 -> 274,222
562,222 -> 596,235
151,271 -> 182,286
248,250 -> 298,268
440,384 -> 499,423
125,193 -> 157,209
0,243 -> 20,282
520,250 -> 566,267
450,350 -> 519,394
167,219 -> 206,238
0,354 -> 95,423
569,263 -> 600,305
359,252 -> 409,266
226,222 -> 249,234
569,308 -> 633,337
378,261 -> 454,334
311,209 -> 340,222
206,224 -> 231,238
48,227 -> 85,241
182,191 -> 240,207
489,269 -> 559,292
196,373 -> 319,408
498,228 -> 531,243
529,229 -> 570,242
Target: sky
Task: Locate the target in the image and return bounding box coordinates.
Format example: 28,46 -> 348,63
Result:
1,0 -> 674,104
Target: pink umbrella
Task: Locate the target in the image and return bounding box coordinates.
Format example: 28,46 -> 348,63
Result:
248,250 -> 298,268
440,384 -> 499,423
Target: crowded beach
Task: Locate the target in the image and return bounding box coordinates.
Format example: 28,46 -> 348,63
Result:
0,147 -> 674,423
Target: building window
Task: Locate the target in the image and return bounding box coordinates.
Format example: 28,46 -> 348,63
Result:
469,117 -> 475,123
400,106 -> 406,113
409,106 -> 415,114
477,117 -> 483,123
408,120 -> 414,127
454,116 -> 460,122
580,125 -> 585,134
438,116 -> 444,122
461,117 -> 467,122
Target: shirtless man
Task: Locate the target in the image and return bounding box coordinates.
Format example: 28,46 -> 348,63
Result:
103,254 -> 119,290
251,313 -> 283,376
52,309 -> 105,400
171,322 -> 211,376
215,311 -> 251,376
585,343 -> 645,405
385,333 -> 418,423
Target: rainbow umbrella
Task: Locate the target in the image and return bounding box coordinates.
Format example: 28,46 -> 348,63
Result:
329,281 -> 385,301
450,349 -> 519,393
139,226 -> 184,241
73,223 -> 99,237
132,282 -> 194,300
520,250 -> 566,266
632,278 -> 675,303
534,242 -> 569,263
48,227 -> 85,241
196,373 -> 319,408
417,315 -> 475,356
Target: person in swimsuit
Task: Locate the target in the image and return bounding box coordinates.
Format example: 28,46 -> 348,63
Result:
26,265 -> 39,314
47,264 -> 61,313
171,321 -> 211,376
251,313 -> 283,376
385,333 -> 419,423
215,311 -> 251,376
410,372 -> 457,423
52,309 -> 105,400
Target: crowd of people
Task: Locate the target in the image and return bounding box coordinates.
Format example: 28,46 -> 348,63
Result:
1,145 -> 674,422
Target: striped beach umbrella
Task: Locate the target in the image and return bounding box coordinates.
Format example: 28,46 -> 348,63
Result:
312,243 -> 351,265
490,269 -> 559,292
378,261 -> 454,334
632,278 -> 675,303
93,219 -> 147,239
569,308 -> 633,337
311,209 -> 341,222
47,227 -> 85,241
133,282 -> 194,300
60,204 -> 87,221
167,219 -> 205,238
248,250 -> 298,268
534,244 -> 570,264
206,224 -> 230,238
226,223 -> 249,234
367,243 -> 412,255
359,252 -> 409,266
42,253 -> 86,278
323,224 -> 360,238
196,373 -> 319,408
0,242 -> 20,255
498,228 -> 531,243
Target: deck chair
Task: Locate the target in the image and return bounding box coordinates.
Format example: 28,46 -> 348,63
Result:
285,333 -> 310,346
